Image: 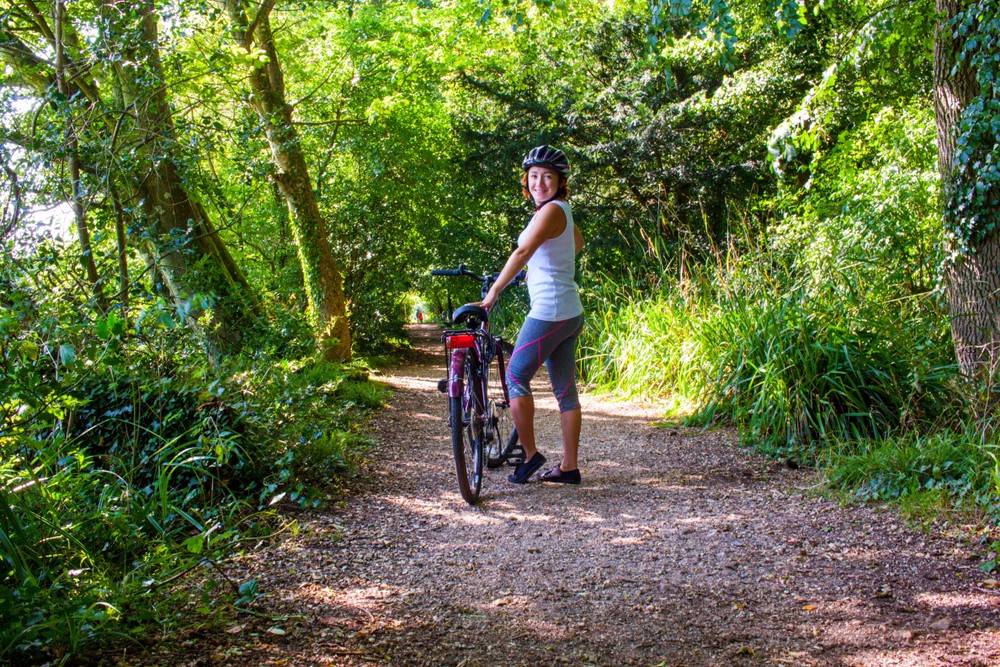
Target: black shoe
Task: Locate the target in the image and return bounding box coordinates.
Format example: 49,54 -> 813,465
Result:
505,442 -> 525,467
539,465 -> 581,485
508,452 -> 546,484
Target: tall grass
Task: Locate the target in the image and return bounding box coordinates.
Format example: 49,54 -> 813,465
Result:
581,249 -> 958,457
580,282 -> 708,410
0,434 -> 248,661
578,247 -> 1000,519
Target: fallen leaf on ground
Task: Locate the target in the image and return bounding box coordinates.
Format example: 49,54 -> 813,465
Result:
929,618 -> 951,631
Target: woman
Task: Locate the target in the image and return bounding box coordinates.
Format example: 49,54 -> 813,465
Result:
481,145 -> 585,485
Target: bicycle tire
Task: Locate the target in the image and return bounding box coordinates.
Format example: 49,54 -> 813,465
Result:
484,343 -> 509,469
448,349 -> 484,504
485,397 -> 512,469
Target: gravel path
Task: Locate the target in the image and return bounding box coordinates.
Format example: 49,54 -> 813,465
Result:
151,325 -> 1000,666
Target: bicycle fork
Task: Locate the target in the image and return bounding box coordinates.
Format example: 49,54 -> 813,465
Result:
492,343 -> 523,465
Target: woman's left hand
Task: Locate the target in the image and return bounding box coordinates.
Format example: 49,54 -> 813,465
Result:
480,288 -> 499,311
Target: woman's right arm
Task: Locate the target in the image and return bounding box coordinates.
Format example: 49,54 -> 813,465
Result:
481,204 -> 565,309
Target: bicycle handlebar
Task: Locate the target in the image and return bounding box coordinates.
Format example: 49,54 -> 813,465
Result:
430,263 -> 478,278
430,265 -> 526,288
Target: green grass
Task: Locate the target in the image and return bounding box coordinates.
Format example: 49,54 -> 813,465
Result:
0,332 -> 384,663
823,428 -> 1000,518
577,222 -> 997,522
581,263 -> 957,451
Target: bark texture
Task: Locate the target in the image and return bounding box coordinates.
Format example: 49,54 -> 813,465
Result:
935,0 -> 997,378
54,0 -> 107,312
1,1 -> 257,354
225,0 -> 352,362
101,0 -> 258,354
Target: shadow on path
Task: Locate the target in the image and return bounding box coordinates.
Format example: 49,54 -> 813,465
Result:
141,324 -> 1000,666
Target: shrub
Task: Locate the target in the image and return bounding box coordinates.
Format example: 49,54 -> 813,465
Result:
0,254 -> 382,661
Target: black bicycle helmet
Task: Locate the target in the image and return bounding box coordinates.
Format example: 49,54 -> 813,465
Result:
521,145 -> 570,175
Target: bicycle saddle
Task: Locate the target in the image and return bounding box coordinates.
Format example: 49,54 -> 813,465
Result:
452,304 -> 489,328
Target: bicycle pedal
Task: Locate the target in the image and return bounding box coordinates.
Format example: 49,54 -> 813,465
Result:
437,379 -> 448,393
506,444 -> 525,467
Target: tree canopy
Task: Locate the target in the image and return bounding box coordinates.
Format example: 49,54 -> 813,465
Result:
2,0 -> 998,661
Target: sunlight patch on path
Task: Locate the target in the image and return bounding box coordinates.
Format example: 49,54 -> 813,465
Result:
914,590 -> 1000,610
375,374 -> 441,391
382,494 -> 557,527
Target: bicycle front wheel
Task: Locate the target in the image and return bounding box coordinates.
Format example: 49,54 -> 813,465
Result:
449,349 -> 484,504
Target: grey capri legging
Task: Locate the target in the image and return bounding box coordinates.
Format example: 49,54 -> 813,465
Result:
506,314 -> 584,413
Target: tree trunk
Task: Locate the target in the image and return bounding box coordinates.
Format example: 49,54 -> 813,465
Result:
225,0 -> 352,361
54,0 -> 107,312
100,0 -> 259,354
934,0 -> 995,378
110,183 -> 130,317
1,2 -> 257,355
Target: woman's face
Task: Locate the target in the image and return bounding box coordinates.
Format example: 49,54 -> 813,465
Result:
527,166 -> 560,204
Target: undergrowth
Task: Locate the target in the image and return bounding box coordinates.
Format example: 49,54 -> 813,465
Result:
0,253 -> 384,664
823,427 -> 1000,520
580,260 -> 998,523
578,103 -> 999,525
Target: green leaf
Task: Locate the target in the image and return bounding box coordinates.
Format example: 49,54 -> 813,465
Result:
183,534 -> 204,554
59,343 -> 76,366
238,578 -> 258,597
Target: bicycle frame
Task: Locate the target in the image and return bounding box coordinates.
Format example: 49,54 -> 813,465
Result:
432,264 -> 525,489
443,328 -> 510,408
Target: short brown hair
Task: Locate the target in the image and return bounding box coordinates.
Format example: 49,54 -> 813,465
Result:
521,171 -> 570,202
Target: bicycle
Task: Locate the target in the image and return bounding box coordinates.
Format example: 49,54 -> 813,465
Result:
430,264 -> 526,504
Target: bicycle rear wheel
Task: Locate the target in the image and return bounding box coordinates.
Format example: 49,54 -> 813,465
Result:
486,339 -> 520,468
485,397 -> 511,469
449,349 -> 484,504
483,342 -> 513,469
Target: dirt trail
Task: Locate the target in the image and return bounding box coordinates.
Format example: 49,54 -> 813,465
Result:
152,325 -> 999,666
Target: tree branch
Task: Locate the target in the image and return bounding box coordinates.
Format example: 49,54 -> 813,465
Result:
21,0 -> 56,45
456,70 -> 554,121
243,0 -> 278,49
0,27 -> 101,104
288,68 -> 338,109
292,118 -> 365,127
0,158 -> 22,241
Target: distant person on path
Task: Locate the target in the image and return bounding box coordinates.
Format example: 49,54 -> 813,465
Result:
416,308 -> 423,324
480,145 -> 584,485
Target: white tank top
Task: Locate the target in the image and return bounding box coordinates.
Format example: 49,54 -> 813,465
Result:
517,200 -> 583,321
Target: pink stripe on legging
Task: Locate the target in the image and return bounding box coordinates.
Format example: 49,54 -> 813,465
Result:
511,319 -> 571,363
557,382 -> 571,402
